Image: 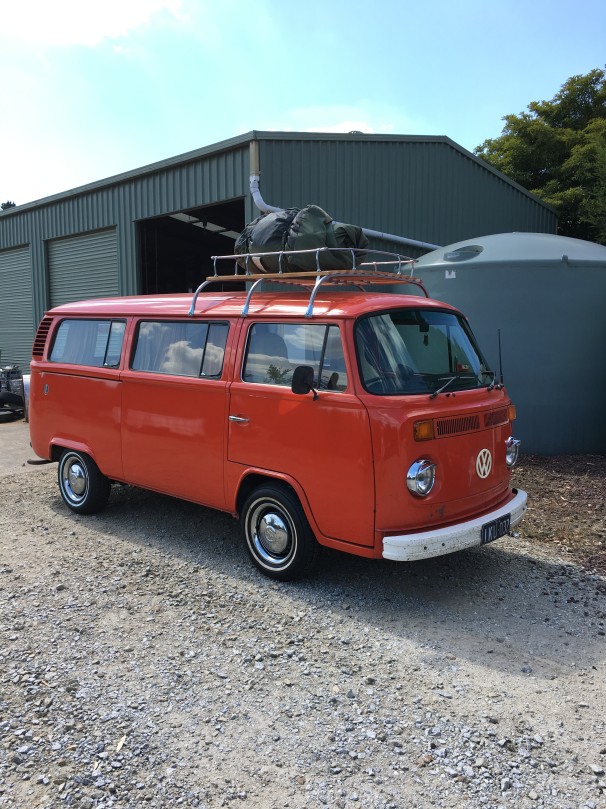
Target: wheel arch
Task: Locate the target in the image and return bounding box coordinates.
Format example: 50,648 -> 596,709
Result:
50,438 -> 96,464
234,470 -> 325,544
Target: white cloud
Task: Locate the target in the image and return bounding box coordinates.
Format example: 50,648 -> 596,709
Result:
257,104 -> 430,138
306,121 -> 377,135
0,0 -> 183,47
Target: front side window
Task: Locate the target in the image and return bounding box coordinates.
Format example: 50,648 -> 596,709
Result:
355,309 -> 491,395
50,319 -> 126,367
131,321 -> 229,378
243,323 -> 347,391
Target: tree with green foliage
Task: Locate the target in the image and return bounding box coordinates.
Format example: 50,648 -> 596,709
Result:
475,68 -> 606,245
1,200 -> 16,210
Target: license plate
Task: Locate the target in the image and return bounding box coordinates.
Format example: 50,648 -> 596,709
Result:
481,514 -> 511,545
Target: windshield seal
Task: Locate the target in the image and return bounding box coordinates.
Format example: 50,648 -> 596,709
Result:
354,308 -> 492,397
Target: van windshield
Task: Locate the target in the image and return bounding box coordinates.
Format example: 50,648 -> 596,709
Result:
355,309 -> 492,396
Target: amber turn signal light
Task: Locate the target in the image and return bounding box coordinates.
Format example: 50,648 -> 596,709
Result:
414,420 -> 435,441
508,404 -> 517,422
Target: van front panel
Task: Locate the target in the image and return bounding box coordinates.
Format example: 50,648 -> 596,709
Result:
365,392 -> 514,536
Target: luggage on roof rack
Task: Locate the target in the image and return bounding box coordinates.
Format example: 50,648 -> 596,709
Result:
188,246 -> 427,318
234,204 -> 369,272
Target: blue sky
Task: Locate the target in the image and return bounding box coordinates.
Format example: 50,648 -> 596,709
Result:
1,0 -> 605,206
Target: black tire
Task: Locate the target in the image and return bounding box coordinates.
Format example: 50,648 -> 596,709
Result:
57,450 -> 111,515
0,407 -> 19,423
241,483 -> 321,581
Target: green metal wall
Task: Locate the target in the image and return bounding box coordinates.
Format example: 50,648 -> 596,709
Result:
0,246 -> 33,368
0,135 -> 250,332
255,133 -> 556,254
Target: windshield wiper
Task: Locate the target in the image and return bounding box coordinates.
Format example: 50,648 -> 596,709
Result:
429,376 -> 456,399
429,374 -> 476,399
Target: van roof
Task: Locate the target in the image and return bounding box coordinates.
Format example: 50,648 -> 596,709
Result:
47,291 -> 459,319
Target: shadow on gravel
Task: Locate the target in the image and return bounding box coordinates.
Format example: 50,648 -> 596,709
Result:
49,480 -> 606,681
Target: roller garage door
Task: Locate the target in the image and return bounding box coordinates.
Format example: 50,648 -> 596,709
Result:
0,246 -> 33,368
48,228 -> 119,308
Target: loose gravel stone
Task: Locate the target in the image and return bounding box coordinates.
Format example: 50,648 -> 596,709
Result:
0,466 -> 605,808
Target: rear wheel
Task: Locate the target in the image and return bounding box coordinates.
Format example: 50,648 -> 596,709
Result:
241,484 -> 320,581
58,450 -> 110,515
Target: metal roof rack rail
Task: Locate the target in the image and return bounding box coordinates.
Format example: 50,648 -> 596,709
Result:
188,246 -> 426,318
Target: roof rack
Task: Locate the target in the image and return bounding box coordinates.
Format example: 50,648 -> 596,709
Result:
188,246 -> 427,318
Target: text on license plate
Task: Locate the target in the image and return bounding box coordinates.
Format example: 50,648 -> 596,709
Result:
481,514 -> 511,545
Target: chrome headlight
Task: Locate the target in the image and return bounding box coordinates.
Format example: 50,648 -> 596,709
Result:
505,437 -> 521,469
406,459 -> 436,497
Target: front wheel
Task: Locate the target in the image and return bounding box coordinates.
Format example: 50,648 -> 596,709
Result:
58,450 -> 110,515
241,484 -> 321,581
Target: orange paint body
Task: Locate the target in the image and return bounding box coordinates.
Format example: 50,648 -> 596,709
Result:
29,290 -> 524,562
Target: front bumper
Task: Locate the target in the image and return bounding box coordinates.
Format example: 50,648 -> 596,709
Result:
382,488 -> 527,562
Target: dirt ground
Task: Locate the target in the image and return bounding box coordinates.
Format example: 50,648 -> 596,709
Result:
512,455 -> 606,575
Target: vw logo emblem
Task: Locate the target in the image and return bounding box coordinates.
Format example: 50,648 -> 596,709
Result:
476,448 -> 492,479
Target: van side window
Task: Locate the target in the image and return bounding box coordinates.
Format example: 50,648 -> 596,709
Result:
49,320 -> 126,367
243,323 -> 347,391
131,321 -> 228,378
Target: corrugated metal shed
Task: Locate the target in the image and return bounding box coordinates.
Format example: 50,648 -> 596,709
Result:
255,133 -> 555,250
0,130 -> 556,376
0,133 -> 250,324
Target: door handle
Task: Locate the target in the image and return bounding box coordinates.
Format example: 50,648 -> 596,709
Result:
229,415 -> 249,423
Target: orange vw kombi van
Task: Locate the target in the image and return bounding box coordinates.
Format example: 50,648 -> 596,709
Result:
29,249 -> 526,580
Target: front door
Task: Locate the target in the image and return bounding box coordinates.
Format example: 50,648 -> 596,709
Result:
227,321 -> 375,546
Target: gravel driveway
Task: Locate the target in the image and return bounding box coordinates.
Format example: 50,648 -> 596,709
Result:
1,423 -> 604,808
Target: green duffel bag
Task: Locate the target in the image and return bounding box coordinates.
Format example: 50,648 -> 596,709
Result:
285,205 -> 368,271
234,204 -> 369,273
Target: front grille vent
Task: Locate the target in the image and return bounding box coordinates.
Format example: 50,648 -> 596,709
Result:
32,317 -> 53,358
435,415 -> 480,437
484,408 -> 509,428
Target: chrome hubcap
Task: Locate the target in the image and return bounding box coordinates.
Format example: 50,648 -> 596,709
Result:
258,512 -> 289,555
248,498 -> 296,568
68,463 -> 86,496
62,457 -> 88,502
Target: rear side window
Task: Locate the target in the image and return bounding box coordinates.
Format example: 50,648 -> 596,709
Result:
131,321 -> 229,378
243,323 -> 347,391
50,320 -> 126,367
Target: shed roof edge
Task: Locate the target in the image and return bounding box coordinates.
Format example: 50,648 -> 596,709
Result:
0,130 -> 555,217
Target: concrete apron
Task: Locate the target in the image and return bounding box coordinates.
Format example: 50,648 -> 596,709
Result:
0,418 -> 50,476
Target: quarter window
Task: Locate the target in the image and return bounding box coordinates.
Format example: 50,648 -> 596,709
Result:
243,323 -> 347,391
131,321 -> 228,378
50,320 -> 126,367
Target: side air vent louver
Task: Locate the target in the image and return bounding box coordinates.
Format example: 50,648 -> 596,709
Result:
484,408 -> 509,428
32,317 -> 53,358
435,415 -> 480,437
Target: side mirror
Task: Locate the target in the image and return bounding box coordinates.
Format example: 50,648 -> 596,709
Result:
291,365 -> 318,400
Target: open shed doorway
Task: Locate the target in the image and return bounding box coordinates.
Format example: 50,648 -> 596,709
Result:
138,198 -> 246,294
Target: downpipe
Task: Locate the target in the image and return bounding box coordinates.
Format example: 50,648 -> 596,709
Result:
249,173 -> 441,253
